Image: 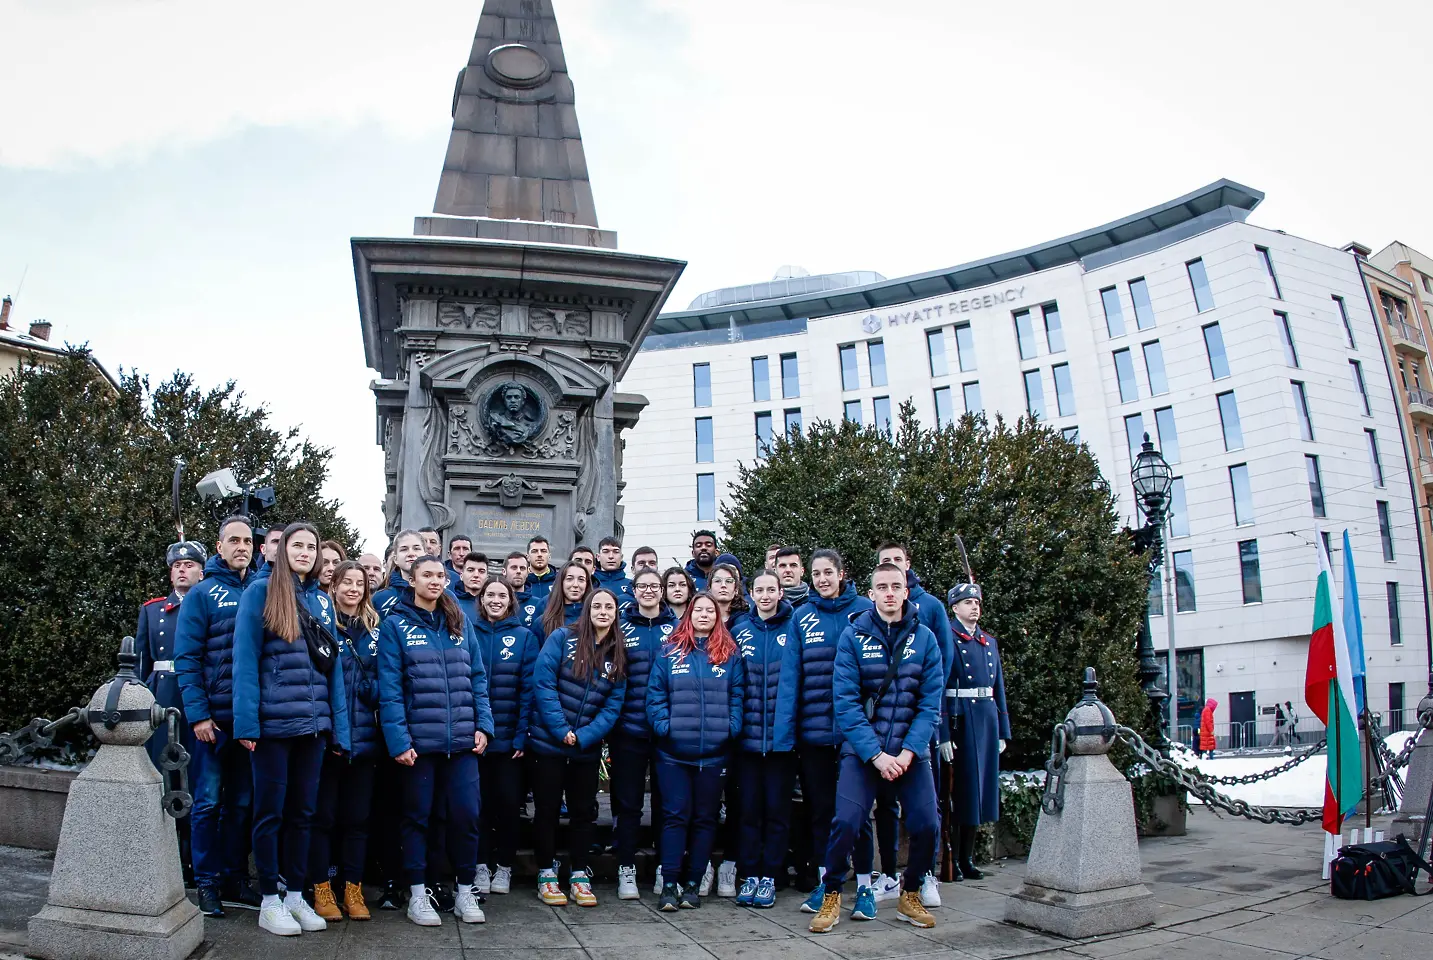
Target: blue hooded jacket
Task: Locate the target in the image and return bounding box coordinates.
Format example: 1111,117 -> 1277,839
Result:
528,629 -> 627,759
615,606 -> 677,739
732,602 -> 799,753
647,636 -> 745,768
174,556 -> 249,728
832,605 -> 943,763
377,597 -> 495,756
470,613 -> 540,752
525,567 -> 557,606
231,574 -> 350,748
594,564 -> 635,609
533,599 -> 584,637
335,613 -> 382,758
683,559 -> 711,592
908,570 -> 955,708
791,583 -> 873,746
373,569 -> 410,620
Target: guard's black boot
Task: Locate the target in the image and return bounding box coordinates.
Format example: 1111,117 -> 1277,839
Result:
957,826 -> 984,880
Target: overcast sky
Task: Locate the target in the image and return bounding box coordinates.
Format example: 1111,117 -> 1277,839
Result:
2,0 -> 1430,550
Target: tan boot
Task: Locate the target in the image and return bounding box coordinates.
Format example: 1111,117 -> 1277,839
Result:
808,891 -> 842,933
343,882 -> 370,921
312,882 -> 343,922
897,889 -> 935,928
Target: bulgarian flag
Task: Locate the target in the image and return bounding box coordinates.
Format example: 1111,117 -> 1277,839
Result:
1304,535 -> 1362,835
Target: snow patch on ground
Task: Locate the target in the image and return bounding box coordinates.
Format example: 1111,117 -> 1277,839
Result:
1174,732 -> 1412,808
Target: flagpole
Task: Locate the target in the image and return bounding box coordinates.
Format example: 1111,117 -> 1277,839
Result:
1364,707 -> 1372,830
1334,681 -> 1342,842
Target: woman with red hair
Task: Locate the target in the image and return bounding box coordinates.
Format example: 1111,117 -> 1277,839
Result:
646,593 -> 744,911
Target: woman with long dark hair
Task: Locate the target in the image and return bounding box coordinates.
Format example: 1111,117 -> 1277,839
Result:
232,522 -> 351,938
307,561 -> 381,922
529,588 -> 627,907
646,592 -> 744,911
662,566 -> 694,621
538,561 -> 592,638
377,555 -> 494,927
469,575 -> 540,896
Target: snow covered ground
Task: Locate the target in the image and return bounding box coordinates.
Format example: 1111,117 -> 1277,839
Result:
1173,732 -> 1413,808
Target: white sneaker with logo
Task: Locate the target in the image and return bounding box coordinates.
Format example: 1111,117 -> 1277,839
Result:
454,885 -> 486,923
407,888 -> 442,926
873,873 -> 902,903
919,873 -> 941,908
258,899 -> 301,936
285,893 -> 327,932
617,865 -> 640,900
717,861 -> 738,898
475,864 -> 491,895
490,865 -> 512,895
698,862 -> 715,897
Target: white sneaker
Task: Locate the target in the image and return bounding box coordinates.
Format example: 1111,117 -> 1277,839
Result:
919,872 -> 941,908
717,860 -> 738,898
873,873 -> 902,903
617,865 -> 640,900
407,889 -> 442,926
286,893 -> 326,932
259,900 -> 301,936
490,865 -> 512,895
653,865 -> 664,896
475,864 -> 492,895
698,862 -> 715,897
454,885 -> 486,923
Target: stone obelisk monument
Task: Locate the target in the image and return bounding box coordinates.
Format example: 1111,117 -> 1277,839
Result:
355,0 -> 685,557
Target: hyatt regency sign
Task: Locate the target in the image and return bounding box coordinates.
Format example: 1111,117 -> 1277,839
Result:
861,285 -> 1027,334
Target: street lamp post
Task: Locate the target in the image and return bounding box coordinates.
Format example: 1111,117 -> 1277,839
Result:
1130,434 -> 1173,745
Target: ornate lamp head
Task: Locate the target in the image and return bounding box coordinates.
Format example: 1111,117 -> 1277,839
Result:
1130,434 -> 1172,518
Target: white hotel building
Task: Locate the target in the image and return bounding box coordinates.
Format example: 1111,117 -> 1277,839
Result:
617,180 -> 1427,739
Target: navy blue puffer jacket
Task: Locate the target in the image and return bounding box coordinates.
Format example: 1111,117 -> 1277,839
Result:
232,575 -> 350,748
733,603 -> 799,753
833,605 -> 943,762
528,630 -> 627,759
377,598 -> 495,756
373,569 -> 412,620
336,613 -> 381,758
174,556 -> 249,728
525,567 -> 556,606
615,606 -> 677,739
533,600 -> 584,636
791,583 -> 873,746
594,565 -> 634,609
647,637 -> 745,768
471,614 -> 540,752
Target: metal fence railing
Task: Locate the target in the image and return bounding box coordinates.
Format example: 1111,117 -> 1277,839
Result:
1175,710 -> 1413,754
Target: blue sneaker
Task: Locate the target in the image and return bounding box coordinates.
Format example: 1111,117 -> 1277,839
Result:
754,877 -> 776,909
736,877 -> 758,907
851,884 -> 877,921
800,882 -> 826,914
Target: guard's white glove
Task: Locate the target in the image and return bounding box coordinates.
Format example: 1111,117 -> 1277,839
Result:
938,741 -> 955,763
999,739 -> 1007,754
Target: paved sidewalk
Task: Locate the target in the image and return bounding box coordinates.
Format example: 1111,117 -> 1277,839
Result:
2,812 -> 1428,959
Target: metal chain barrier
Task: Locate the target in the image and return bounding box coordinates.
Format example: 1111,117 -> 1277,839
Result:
0,708 -> 84,766
1182,738 -> 1328,786
158,709 -> 193,818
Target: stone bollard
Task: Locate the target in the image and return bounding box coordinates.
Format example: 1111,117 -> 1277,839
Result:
1005,668 -> 1155,939
28,639 -> 203,960
1392,690 -> 1433,845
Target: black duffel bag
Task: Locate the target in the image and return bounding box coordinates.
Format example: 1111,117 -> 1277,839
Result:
1330,836 -> 1433,900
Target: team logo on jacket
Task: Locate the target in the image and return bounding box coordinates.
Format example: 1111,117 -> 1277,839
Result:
502,635 -> 515,648
524,604 -> 536,618
450,634 -> 463,646
660,624 -> 674,637
902,643 -> 916,660
799,612 -> 822,643
500,648 -> 514,661
776,633 -> 788,647
211,585 -> 236,609
712,665 -> 726,678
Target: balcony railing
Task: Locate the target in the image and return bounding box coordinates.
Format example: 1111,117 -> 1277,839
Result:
1409,387 -> 1433,410
1389,318 -> 1427,349
1420,458 -> 1433,485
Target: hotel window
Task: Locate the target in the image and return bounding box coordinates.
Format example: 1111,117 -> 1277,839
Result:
1130,278 -> 1156,330
1239,540 -> 1263,604
934,386 -> 955,428
1291,381 -> 1315,442
1321,531 -> 1333,559
1154,406 -> 1180,463
1378,501 -> 1395,561
1023,369 -> 1046,420
1187,258 -> 1215,312
1400,359 -> 1410,391
1425,274 -> 1433,295
1123,413 -> 1146,461
1169,477 -> 1190,537
751,356 -> 771,402
1143,341 -> 1168,395
873,396 -> 892,436
781,353 -> 800,398
1382,291 -> 1410,326
1052,363 -> 1076,416
1367,429 -> 1385,487
1257,246 -> 1283,299
696,474 -> 715,522
1333,295 -> 1356,349
693,363 -> 711,408
1173,550 -> 1197,612
1350,360 -> 1371,415
1306,455 -> 1326,518
1229,463 -> 1254,526
1043,302 -> 1065,353
754,412 -> 773,457
843,400 -> 861,425
694,417 -> 713,463
1203,322 -> 1230,379
838,344 -> 859,391
926,328 -> 948,377
1062,426 -> 1080,443
784,408 -> 803,437
1388,583 -> 1403,646
1014,310 -> 1039,360
962,381 -> 982,414
1217,391 -> 1243,451
868,340 -> 888,388
1113,348 -> 1139,403
954,323 -> 976,371
1100,286 -> 1126,338
1276,311 -> 1299,367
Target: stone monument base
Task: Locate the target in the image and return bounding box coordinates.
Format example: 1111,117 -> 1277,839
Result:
1006,882 -> 1156,939
28,900 -> 203,960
